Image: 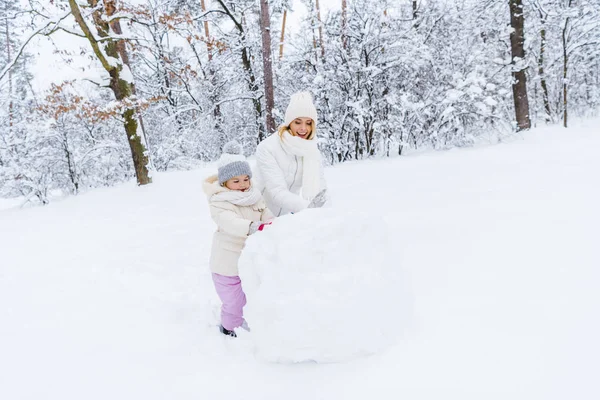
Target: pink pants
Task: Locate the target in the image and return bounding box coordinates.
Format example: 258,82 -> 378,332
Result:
212,273 -> 247,331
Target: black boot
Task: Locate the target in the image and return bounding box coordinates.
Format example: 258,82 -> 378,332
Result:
219,325 -> 237,337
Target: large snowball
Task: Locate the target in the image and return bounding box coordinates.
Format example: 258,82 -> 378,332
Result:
239,208 -> 410,363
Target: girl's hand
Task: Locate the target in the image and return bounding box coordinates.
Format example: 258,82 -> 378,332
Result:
249,221 -> 272,235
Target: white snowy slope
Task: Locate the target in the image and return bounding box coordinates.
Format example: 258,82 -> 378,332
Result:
1,119 -> 599,400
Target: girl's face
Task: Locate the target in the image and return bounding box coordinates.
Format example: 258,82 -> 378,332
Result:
289,118 -> 313,140
224,174 -> 251,192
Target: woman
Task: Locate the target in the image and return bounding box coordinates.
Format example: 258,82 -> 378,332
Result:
255,91 -> 328,216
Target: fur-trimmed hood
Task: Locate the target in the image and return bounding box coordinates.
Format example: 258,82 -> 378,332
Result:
202,174 -> 228,198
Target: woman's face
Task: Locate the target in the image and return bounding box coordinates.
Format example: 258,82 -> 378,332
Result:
289,118 -> 313,140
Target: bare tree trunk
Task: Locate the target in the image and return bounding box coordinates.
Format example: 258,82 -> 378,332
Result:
562,25 -> 568,128
200,0 -> 222,133
60,125 -> 79,194
4,1 -> 13,129
151,31 -> 181,131
341,0 -> 348,50
413,0 -> 418,19
562,2 -> 572,128
315,0 -> 325,58
508,0 -> 531,131
242,44 -> 265,141
112,11 -> 150,146
307,0 -> 318,64
259,0 -> 276,135
240,31 -> 265,140
69,0 -> 151,185
279,9 -> 287,60
200,0 -> 212,61
538,10 -> 551,121
216,1 -> 265,141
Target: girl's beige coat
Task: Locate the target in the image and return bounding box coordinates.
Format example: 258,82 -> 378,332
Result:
203,175 -> 273,276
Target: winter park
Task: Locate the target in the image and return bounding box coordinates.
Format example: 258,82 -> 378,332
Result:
1,0 -> 600,399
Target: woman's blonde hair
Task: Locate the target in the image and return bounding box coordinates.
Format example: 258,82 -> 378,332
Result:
277,121 -> 315,141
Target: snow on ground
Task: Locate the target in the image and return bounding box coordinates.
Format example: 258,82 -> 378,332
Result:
0,197 -> 24,211
1,119 -> 599,399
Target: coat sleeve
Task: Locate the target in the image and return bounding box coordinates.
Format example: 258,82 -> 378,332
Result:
261,205 -> 275,222
319,157 -> 328,192
210,203 -> 251,237
256,142 -> 309,213
320,164 -> 332,207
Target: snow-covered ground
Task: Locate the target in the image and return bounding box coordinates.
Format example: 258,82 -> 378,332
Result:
1,119 -> 599,399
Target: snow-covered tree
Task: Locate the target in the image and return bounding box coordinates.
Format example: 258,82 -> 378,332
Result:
0,0 -> 39,201
1,0 -> 599,203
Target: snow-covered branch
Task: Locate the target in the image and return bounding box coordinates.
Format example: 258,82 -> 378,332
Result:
0,10 -> 72,81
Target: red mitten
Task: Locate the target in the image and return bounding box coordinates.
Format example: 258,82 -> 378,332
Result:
258,221 -> 273,231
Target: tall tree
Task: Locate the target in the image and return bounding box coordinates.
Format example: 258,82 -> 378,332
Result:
508,0 -> 531,131
279,8 -> 287,60
259,0 -> 276,135
215,0 -> 265,141
2,0 -> 14,130
536,6 -> 552,121
0,0 -> 31,132
341,0 -> 348,49
315,0 -> 325,58
307,0 -> 319,63
556,0 -> 600,127
68,0 -> 151,185
200,0 -> 213,61
561,0 -> 572,127
198,0 -> 223,135
0,0 -> 34,193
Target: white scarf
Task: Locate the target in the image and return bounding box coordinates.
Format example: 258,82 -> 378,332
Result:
211,186 -> 262,207
280,130 -> 322,200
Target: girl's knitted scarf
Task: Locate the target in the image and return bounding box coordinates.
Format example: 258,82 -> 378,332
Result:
211,186 -> 262,207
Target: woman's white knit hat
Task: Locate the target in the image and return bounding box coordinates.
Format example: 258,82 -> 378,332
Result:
217,141 -> 252,185
284,91 -> 318,137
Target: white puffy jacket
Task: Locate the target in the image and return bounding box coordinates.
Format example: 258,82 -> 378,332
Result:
254,134 -> 327,216
203,175 -> 273,276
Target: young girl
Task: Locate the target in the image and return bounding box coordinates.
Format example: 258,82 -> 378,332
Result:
203,141 -> 273,337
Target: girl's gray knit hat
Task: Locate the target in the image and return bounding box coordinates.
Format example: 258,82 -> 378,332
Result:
217,141 -> 252,185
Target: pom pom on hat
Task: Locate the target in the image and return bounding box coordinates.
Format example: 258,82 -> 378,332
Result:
217,140 -> 245,169
221,140 -> 243,156
217,140 -> 252,185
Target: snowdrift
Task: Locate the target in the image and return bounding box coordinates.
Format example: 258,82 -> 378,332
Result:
239,208 -> 411,363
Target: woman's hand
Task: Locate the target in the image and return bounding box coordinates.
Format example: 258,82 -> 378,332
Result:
307,189 -> 328,209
